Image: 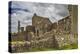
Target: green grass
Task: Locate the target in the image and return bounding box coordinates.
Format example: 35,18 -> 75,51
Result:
59,43 -> 78,50
12,43 -> 78,53
30,43 -> 78,51
11,41 -> 78,53
25,47 -> 58,52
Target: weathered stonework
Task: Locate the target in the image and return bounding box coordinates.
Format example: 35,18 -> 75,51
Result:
11,5 -> 78,52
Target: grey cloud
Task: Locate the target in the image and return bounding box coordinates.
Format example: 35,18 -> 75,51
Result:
10,1 -> 69,32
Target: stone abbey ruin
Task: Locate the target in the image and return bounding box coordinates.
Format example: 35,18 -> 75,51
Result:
9,5 -> 78,52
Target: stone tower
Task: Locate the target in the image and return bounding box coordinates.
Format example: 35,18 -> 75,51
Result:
68,5 -> 78,34
21,27 -> 24,33
18,20 -> 20,33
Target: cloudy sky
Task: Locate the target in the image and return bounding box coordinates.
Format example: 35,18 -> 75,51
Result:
9,1 -> 69,33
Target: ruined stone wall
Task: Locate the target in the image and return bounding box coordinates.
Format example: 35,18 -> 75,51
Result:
50,16 -> 77,48
32,14 -> 52,35
11,8 -> 78,51
23,13 -> 77,49
58,16 -> 71,34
